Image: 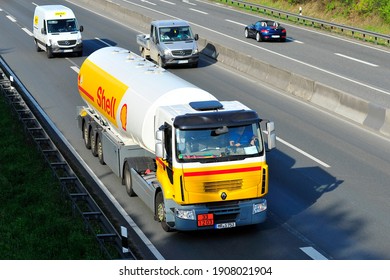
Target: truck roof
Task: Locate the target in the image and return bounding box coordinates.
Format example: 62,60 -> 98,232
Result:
151,19 -> 190,28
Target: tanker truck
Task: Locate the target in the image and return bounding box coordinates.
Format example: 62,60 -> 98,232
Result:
77,46 -> 276,232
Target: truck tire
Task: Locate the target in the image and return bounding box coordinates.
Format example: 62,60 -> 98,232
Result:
155,192 -> 173,232
91,133 -> 98,157
96,135 -> 105,165
123,162 -> 136,197
83,122 -> 91,149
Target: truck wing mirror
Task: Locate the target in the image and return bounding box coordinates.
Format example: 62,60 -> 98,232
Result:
194,34 -> 199,41
155,130 -> 165,158
41,28 -> 46,35
79,25 -> 84,32
266,121 -> 276,150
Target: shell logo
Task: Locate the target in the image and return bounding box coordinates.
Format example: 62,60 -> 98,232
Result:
120,104 -> 127,131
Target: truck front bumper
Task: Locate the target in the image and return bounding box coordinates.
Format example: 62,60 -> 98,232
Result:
165,198 -> 267,231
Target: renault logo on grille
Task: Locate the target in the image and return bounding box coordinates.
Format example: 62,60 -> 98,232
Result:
221,192 -> 227,200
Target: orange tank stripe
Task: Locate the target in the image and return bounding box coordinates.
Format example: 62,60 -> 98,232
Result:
78,85 -> 94,102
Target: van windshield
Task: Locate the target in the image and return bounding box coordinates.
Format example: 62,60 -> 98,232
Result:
47,18 -> 78,33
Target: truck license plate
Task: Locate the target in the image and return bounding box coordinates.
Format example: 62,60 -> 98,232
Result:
178,60 -> 188,64
197,213 -> 214,227
215,222 -> 236,229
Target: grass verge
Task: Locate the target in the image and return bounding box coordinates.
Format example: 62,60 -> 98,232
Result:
0,95 -> 105,260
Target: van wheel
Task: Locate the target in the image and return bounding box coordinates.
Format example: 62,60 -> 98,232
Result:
155,192 -> 173,232
96,135 -> 105,165
124,162 -> 136,197
35,41 -> 42,52
83,122 -> 91,149
47,46 -> 54,58
157,56 -> 165,68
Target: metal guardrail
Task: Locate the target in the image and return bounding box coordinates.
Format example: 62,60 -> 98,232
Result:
0,57 -> 137,260
216,0 -> 390,46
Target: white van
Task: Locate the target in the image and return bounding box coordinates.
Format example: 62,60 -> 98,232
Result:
33,5 -> 83,58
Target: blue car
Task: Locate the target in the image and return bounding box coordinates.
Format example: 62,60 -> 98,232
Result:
244,20 -> 287,42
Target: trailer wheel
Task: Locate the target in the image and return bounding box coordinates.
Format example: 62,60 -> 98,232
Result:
124,162 -> 136,197
155,192 -> 172,232
91,134 -> 98,157
96,135 -> 105,165
83,122 -> 91,149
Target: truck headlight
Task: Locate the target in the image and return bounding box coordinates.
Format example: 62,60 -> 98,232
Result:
192,48 -> 198,54
175,209 -> 195,220
253,199 -> 267,214
163,49 -> 171,56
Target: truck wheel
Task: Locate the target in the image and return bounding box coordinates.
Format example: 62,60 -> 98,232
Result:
124,162 -> 136,197
91,134 -> 98,157
83,122 -> 91,149
96,135 -> 105,165
155,192 -> 172,232
47,46 -> 54,58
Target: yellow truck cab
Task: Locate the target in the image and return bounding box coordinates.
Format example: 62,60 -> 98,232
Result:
33,5 -> 83,58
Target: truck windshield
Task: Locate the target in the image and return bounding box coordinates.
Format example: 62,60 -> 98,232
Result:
159,26 -> 194,42
47,18 -> 78,33
176,123 -> 264,162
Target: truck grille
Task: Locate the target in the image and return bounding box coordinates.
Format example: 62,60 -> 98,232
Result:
204,179 -> 242,192
58,40 -> 77,46
172,49 -> 193,56
207,201 -> 240,222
